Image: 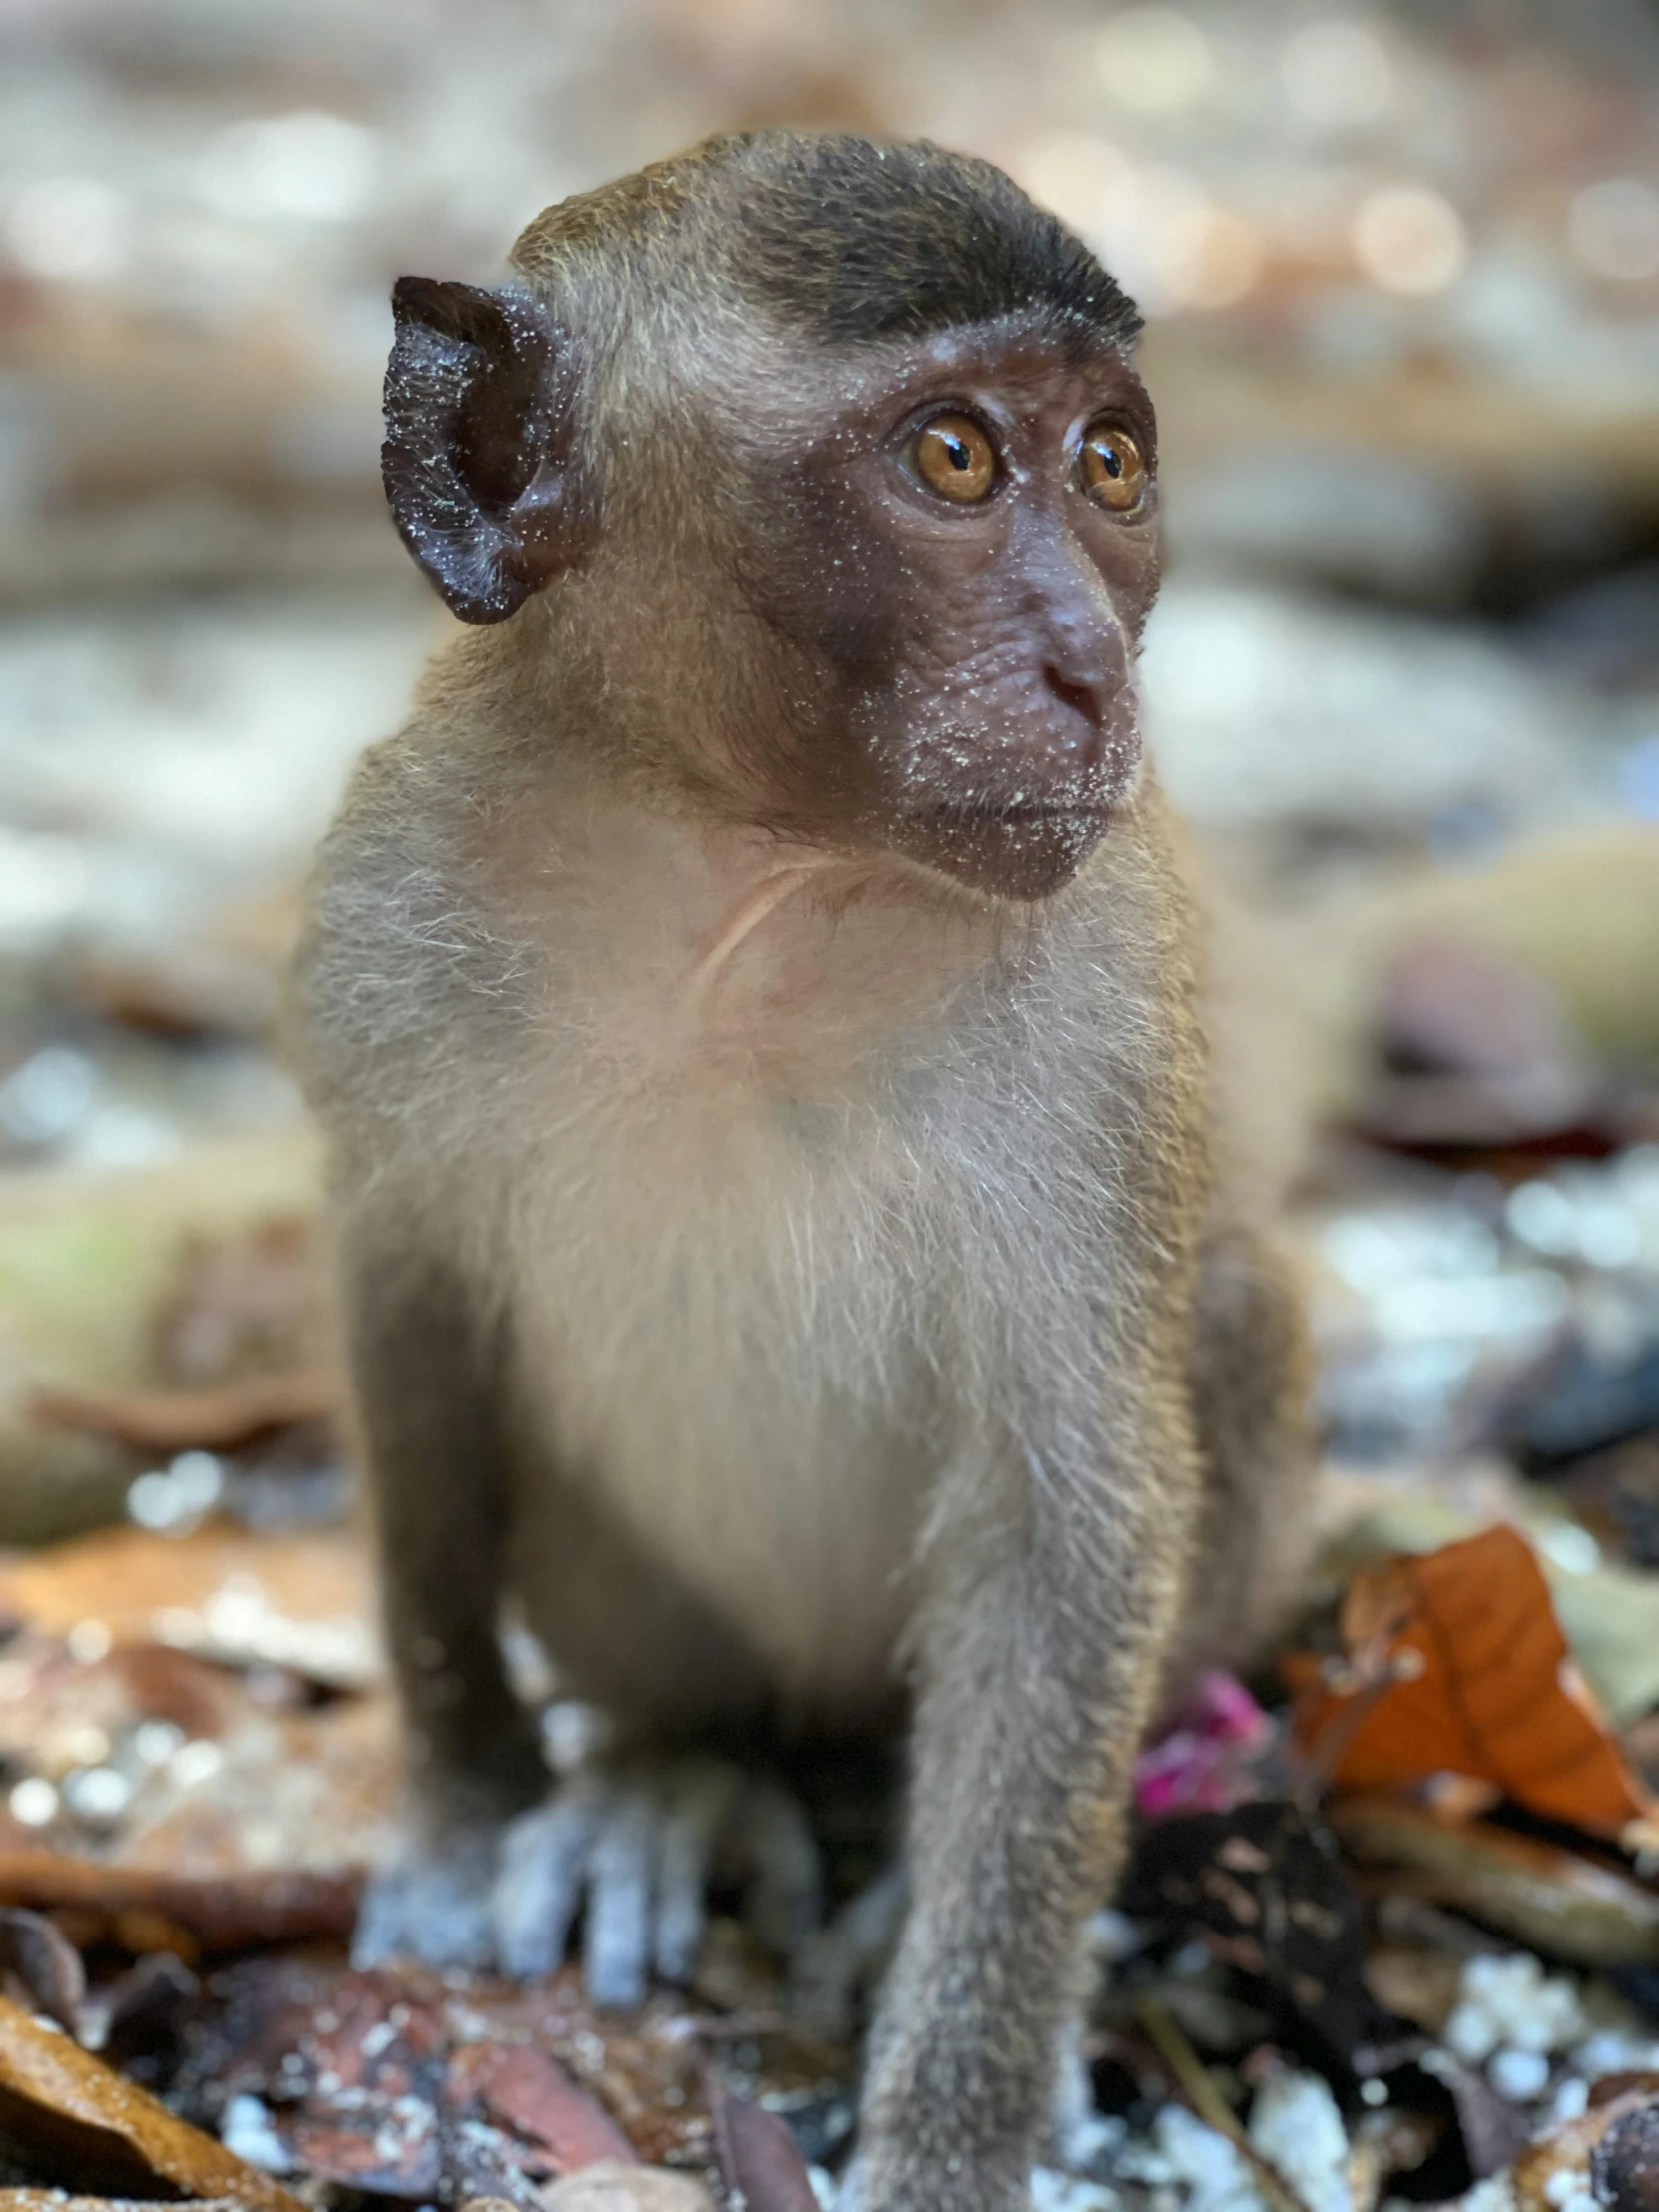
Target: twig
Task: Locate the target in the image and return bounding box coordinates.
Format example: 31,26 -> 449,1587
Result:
1137,1997 -> 1315,2212
1295,1648 -> 1423,1803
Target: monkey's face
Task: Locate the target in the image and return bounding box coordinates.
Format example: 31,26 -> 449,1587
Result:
721,319 -> 1160,903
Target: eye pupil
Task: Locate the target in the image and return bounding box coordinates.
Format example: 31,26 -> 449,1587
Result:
1080,420 -> 1147,513
911,412 -> 997,504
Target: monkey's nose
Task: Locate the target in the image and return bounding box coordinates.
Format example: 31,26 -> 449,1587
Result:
1043,664 -> 1108,755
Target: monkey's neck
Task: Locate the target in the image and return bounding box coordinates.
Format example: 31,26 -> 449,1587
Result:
490,774 -> 1025,1101
688,859 -> 838,1004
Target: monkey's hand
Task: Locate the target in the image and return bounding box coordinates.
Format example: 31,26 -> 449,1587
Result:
495,1755 -> 823,2006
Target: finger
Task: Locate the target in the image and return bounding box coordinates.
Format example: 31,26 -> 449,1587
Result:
494,1779 -> 604,1980
354,1838 -> 498,1970
583,1782 -> 657,2007
655,1760 -> 745,1984
740,1778 -> 824,1958
789,1861 -> 907,2041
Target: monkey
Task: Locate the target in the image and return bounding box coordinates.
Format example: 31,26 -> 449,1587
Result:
294,131 -> 1314,2212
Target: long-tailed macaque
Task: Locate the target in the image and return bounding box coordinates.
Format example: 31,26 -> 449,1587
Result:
295,130 -> 1313,2212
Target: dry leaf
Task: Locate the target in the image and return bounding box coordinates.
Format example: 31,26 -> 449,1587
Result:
192,1965 -> 653,2206
0,1913 -> 83,2032
1120,1797 -> 1374,2057
447,2039 -> 639,2174
0,1991 -> 303,2211
26,1372 -> 337,1454
0,1523 -> 378,1689
1331,1797 -> 1659,1968
0,2197 -> 249,2212
708,2076 -> 821,2212
1289,1525 -> 1657,1842
0,1622 -> 394,1946
0,1849 -> 362,1956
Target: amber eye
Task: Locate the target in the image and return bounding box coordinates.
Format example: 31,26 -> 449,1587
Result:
910,412 -> 998,504
1080,421 -> 1148,513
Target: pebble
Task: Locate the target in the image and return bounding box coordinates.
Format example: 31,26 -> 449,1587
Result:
537,2166 -> 716,2212
1593,2102 -> 1659,2212
1445,1954 -> 1586,2063
1249,2072 -> 1351,2212
221,2092 -> 294,2175
1031,2168 -> 1119,2210
1490,2048 -> 1552,2103
1144,2106 -> 1265,2212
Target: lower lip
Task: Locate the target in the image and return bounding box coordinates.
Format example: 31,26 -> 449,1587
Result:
928,804 -> 1109,828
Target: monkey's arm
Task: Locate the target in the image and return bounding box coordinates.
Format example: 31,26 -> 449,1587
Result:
1175,1222 -> 1317,1691
854,1380 -> 1201,2212
340,1218 -> 548,1968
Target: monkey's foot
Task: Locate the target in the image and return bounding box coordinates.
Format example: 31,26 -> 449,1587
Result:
494,1756 -> 823,2006
790,1861 -> 908,2042
353,1825 -> 500,1970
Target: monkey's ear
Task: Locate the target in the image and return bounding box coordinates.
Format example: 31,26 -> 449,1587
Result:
383,276 -> 589,625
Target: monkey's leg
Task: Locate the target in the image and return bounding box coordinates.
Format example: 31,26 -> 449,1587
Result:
852,1403 -> 1200,2212
343,1241 -> 547,1969
1171,1224 -> 1316,1692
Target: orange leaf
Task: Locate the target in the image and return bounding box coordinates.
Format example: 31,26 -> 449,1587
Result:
1288,1524 -> 1656,1843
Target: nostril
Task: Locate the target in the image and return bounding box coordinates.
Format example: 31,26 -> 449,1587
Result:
1044,665 -> 1104,730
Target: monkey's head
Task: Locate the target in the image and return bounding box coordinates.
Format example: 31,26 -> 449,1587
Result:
384,132 -> 1159,902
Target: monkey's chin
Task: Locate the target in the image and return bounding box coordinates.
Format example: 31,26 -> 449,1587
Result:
897,805 -> 1113,903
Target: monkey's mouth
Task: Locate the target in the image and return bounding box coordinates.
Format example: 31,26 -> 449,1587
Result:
890,795 -> 1116,901
919,798 -> 1112,830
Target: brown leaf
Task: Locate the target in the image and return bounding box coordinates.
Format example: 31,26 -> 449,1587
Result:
1422,2052 -> 1531,2181
1331,1797 -> 1659,1968
1593,2075 -> 1659,2110
1119,1797 -> 1374,2057
181,1956 -> 726,2179
280,1972 -> 449,2198
708,2076 -> 820,2212
26,1371 -> 338,1454
449,2039 -> 637,2176
0,1523 -> 378,1689
0,1630 -> 392,1952
0,1912 -> 83,2032
0,2197 -> 250,2212
0,1991 -> 303,2211
0,1850 -> 361,1955
204,1969 -> 647,2204
1288,1525 -> 1657,1842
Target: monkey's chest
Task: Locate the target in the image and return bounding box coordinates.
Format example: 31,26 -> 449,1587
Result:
502,1112 -> 942,1728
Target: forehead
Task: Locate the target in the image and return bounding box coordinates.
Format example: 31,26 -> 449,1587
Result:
709,311 -> 1150,450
